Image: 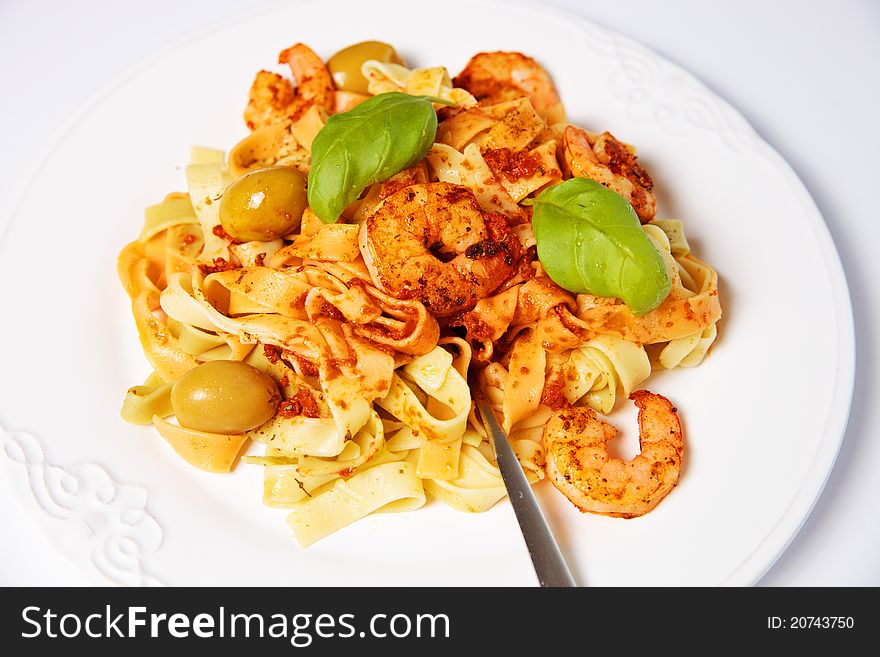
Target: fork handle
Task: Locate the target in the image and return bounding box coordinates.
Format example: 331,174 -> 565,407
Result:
476,399 -> 577,587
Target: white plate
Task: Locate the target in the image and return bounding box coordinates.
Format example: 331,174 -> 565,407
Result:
0,0 -> 854,586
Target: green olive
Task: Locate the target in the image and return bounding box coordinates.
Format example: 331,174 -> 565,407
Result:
171,360 -> 280,434
219,166 -> 307,242
327,40 -> 402,95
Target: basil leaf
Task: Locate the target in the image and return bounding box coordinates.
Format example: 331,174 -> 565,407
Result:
531,177 -> 670,315
307,92 -> 439,223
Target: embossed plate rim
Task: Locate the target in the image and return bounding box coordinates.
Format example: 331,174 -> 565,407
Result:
0,0 -> 854,586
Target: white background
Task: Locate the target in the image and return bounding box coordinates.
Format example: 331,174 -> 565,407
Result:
0,0 -> 877,586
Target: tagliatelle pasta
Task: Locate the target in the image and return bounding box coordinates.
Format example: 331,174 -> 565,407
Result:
118,40 -> 722,544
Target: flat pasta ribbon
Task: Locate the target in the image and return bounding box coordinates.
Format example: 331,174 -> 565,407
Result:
287,461 -> 426,547
376,346 -> 471,480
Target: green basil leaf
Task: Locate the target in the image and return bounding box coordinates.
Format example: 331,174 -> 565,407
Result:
307,92 -> 439,223
531,177 -> 670,315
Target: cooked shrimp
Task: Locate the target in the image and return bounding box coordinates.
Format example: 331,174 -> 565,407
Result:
278,43 -> 335,116
333,90 -> 370,114
359,182 -> 522,316
563,125 -> 656,222
454,51 -> 561,115
244,70 -> 296,130
243,45 -> 336,129
543,390 -> 683,518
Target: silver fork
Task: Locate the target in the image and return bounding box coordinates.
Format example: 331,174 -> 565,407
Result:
471,387 -> 577,587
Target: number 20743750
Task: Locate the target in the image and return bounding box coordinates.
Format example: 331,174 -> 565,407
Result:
768,617 -> 854,630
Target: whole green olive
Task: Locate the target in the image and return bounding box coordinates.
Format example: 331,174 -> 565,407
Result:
171,360 -> 280,434
219,166 -> 307,242
327,40 -> 402,95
